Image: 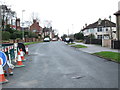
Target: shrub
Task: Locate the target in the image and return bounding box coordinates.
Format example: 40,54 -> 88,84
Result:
74,32 -> 84,40
2,31 -> 11,40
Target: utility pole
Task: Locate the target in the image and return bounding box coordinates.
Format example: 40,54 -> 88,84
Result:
0,5 -> 2,48
109,15 -> 112,39
68,29 -> 69,37
22,10 -> 25,41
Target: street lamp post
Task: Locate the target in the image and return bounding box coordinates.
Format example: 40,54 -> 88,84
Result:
114,2 -> 120,49
68,29 -> 69,37
109,15 -> 112,40
22,10 -> 25,41
0,5 -> 2,49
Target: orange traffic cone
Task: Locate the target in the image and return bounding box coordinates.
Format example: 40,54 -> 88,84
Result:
26,46 -> 29,55
0,59 -> 8,84
20,48 -> 26,62
15,51 -> 25,67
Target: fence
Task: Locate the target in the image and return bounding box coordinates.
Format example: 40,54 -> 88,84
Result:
111,40 -> 120,49
84,39 -> 102,45
3,38 -> 41,44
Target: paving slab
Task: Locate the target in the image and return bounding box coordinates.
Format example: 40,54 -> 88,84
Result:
73,42 -> 119,53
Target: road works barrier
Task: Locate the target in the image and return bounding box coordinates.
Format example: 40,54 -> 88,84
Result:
0,43 -> 28,84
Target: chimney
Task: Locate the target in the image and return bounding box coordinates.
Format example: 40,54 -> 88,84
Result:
83,26 -> 84,29
33,19 -> 36,23
85,23 -> 87,27
37,22 -> 39,25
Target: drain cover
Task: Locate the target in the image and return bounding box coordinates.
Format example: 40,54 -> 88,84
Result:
72,76 -> 85,79
64,73 -> 85,79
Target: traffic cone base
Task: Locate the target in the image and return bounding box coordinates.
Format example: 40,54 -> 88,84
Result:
22,60 -> 26,62
0,74 -> 8,84
4,69 -> 13,76
15,65 -> 25,67
15,61 -> 25,67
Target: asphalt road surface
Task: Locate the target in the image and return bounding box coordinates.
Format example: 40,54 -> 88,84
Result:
2,41 -> 118,88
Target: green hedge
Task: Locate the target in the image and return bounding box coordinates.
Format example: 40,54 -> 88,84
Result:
2,31 -> 11,40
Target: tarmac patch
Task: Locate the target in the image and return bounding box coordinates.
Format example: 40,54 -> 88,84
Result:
64,72 -> 85,79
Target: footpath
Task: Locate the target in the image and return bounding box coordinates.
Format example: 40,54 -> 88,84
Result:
72,42 -> 119,54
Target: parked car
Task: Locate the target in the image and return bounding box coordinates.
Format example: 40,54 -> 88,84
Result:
43,37 -> 50,42
52,38 -> 57,41
65,38 -> 74,44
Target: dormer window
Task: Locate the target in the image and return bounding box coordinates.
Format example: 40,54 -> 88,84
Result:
97,26 -> 102,32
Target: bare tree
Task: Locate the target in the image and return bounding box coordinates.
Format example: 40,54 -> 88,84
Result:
30,12 -> 40,22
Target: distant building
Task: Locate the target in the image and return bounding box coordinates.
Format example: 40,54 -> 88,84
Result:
81,19 -> 116,40
42,27 -> 55,39
30,19 -> 42,35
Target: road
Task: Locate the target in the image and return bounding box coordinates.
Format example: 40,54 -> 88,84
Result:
2,41 -> 118,88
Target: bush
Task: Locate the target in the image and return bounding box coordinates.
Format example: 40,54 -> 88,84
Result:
10,32 -> 17,40
2,31 -> 11,40
28,31 -> 38,38
11,31 -> 22,39
74,32 -> 84,40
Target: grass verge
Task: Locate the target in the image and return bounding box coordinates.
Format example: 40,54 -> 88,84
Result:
75,40 -> 83,43
71,44 -> 87,48
93,51 -> 120,63
24,41 -> 43,45
67,43 -> 75,45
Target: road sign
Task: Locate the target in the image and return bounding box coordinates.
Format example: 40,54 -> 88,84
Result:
0,51 -> 7,67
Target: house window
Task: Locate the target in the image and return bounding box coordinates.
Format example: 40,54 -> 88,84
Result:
33,30 -> 37,32
97,35 -> 102,39
106,27 -> 108,31
90,29 -> 94,33
97,27 -> 102,32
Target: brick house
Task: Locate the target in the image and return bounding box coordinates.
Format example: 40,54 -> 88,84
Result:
30,19 -> 42,35
42,27 -> 55,39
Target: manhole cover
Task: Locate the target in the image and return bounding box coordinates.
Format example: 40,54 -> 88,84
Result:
72,76 -> 85,79
64,73 -> 85,79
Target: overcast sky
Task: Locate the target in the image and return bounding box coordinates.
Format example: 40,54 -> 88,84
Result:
0,0 -> 120,36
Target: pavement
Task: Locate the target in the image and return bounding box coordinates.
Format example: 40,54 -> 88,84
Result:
69,42 -> 119,53
2,41 -> 118,88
